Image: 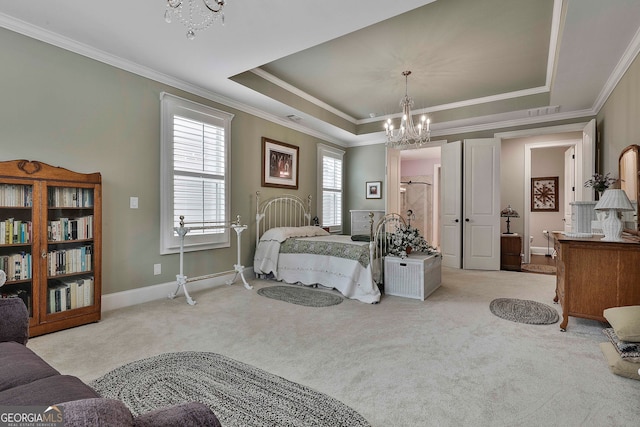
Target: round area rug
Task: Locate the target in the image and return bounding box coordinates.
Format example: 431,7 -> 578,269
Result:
257,285 -> 343,307
90,351 -> 369,427
489,298 -> 559,325
521,263 -> 556,275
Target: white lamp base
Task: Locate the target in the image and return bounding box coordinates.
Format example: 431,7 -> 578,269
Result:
600,208 -> 624,241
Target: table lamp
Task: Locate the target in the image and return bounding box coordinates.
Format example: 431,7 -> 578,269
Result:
500,205 -> 519,234
594,189 -> 634,241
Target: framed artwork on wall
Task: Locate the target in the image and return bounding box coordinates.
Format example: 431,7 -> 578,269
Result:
531,176 -> 559,212
261,137 -> 299,189
366,181 -> 382,199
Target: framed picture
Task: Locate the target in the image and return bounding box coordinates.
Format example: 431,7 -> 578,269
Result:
366,181 -> 382,199
531,176 -> 559,212
261,137 -> 299,189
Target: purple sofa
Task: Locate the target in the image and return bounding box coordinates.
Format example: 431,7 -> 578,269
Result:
0,298 -> 221,427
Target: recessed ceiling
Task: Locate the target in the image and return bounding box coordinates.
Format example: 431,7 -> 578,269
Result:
1,0 -> 639,146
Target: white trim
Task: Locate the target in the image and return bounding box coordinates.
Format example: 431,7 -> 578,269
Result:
101,267 -> 252,312
160,92 -> 233,254
251,68 -> 358,123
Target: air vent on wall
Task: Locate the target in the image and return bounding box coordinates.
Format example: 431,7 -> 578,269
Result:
527,106 -> 560,116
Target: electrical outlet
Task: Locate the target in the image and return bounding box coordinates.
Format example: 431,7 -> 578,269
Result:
153,264 -> 161,275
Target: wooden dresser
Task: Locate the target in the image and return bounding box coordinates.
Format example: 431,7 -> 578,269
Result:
553,232 -> 640,331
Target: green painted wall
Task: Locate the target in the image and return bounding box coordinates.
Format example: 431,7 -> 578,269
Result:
0,28 -> 339,295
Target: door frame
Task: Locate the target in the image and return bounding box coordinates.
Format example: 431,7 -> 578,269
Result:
496,121 -> 594,264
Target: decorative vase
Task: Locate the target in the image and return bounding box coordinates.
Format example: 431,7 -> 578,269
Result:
405,246 -> 412,255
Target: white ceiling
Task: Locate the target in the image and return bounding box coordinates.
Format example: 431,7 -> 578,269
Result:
1,0 -> 639,148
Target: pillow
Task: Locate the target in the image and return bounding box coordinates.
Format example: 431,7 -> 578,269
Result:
602,328 -> 640,362
599,342 -> 640,381
603,306 -> 640,342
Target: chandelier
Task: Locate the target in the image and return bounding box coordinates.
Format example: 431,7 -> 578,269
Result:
384,71 -> 431,149
164,0 -> 226,40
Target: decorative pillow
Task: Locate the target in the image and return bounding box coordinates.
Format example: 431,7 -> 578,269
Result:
599,342 -> 640,381
603,306 -> 640,342
602,328 -> 640,362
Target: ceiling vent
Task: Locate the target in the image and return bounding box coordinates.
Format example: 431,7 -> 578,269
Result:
527,106 -> 560,116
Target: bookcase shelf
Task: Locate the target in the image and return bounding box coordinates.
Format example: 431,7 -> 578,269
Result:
0,160 -> 101,337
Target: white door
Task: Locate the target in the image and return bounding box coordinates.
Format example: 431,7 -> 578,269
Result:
564,146 -> 576,232
440,141 -> 462,268
463,139 -> 501,270
385,147 -> 401,215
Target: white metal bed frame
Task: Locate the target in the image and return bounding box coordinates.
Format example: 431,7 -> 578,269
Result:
254,192 -> 406,287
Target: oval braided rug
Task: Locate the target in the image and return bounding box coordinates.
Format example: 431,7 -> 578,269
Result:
257,285 -> 343,307
489,298 -> 559,325
91,351 -> 369,427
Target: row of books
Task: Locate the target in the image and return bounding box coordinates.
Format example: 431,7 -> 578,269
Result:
48,187 -> 94,208
47,276 -> 94,314
1,290 -> 32,316
0,252 -> 32,281
0,184 -> 33,207
1,218 -> 32,245
47,246 -> 93,276
48,216 -> 93,241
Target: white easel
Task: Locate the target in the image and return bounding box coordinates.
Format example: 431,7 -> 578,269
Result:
168,215 -> 250,306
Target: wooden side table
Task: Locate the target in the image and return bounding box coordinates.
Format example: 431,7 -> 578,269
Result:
500,234 -> 522,271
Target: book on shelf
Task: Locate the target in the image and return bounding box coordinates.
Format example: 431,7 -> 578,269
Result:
0,252 -> 32,281
47,276 -> 94,313
0,218 -> 33,245
0,184 -> 33,207
48,187 -> 93,208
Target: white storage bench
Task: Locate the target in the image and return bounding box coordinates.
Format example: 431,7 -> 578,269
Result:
384,254 -> 442,300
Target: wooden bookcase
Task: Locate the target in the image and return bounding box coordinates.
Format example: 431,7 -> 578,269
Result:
0,160 -> 101,337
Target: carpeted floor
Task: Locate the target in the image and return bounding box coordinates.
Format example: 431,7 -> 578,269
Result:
26,267 -> 640,427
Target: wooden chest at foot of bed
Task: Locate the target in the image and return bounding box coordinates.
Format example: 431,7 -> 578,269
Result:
384,254 -> 442,301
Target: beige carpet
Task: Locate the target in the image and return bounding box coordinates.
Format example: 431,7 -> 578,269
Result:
27,268 -> 639,426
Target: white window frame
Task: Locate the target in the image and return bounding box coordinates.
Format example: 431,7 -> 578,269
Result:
160,92 -> 233,254
317,144 -> 345,234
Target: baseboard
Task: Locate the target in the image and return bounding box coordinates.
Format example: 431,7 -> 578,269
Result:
101,267 -> 254,312
530,246 -> 553,256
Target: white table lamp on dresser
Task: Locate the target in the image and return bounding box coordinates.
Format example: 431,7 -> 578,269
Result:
594,189 -> 634,241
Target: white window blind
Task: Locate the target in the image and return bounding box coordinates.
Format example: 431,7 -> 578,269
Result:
160,93 -> 233,254
317,144 -> 344,233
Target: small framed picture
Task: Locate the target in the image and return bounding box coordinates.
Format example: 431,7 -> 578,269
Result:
261,137 -> 299,189
366,181 -> 382,199
531,176 -> 559,212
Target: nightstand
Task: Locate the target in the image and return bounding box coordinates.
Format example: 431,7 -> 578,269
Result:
500,234 -> 522,271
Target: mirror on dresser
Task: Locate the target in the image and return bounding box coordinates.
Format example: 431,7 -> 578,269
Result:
619,144 -> 639,235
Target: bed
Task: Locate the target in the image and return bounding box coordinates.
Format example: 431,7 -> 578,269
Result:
253,192 -> 406,304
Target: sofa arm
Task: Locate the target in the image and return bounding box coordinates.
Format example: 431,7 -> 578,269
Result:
134,402 -> 221,427
0,298 -> 29,345
57,398 -> 134,427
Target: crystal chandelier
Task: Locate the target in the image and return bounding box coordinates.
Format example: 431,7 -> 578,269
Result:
164,0 -> 226,40
384,71 -> 431,149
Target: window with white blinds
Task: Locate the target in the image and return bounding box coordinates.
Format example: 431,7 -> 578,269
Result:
160,93 -> 233,254
317,144 -> 344,233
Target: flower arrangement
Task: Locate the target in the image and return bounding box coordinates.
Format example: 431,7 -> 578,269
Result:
584,172 -> 617,193
388,224 -> 439,259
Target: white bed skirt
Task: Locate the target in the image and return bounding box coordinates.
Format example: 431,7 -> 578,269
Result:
277,253 -> 381,304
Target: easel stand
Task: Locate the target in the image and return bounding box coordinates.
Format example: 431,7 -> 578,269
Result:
168,215 -> 250,305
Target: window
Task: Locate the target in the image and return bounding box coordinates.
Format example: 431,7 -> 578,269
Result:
160,93 -> 233,254
317,144 -> 344,233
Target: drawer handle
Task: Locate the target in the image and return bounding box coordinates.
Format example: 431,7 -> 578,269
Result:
400,263 -> 407,266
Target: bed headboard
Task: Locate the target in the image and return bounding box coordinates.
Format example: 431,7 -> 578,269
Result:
255,191 -> 312,246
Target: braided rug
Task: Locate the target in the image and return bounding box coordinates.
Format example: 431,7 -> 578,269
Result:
91,351 -> 369,427
489,298 -> 559,325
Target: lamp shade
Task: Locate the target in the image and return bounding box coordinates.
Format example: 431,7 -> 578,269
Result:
594,189 -> 634,211
501,205 -> 520,217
